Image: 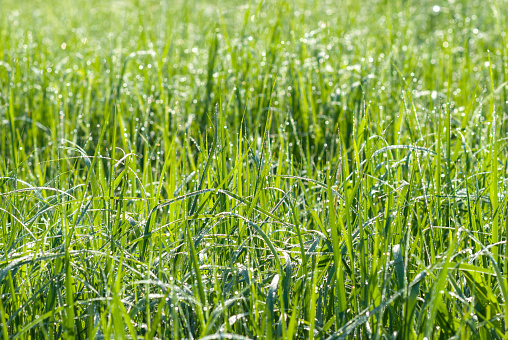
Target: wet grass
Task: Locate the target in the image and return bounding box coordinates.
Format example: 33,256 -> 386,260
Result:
1,0 -> 508,338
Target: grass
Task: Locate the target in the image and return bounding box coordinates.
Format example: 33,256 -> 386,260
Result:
1,0 -> 508,338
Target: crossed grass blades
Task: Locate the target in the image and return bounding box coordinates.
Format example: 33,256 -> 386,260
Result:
1,0 -> 508,338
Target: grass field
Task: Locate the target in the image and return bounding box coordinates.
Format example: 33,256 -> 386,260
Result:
1,0 -> 508,338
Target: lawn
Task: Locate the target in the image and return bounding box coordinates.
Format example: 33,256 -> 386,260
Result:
1,0 -> 508,338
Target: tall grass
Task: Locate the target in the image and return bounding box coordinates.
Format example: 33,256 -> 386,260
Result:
1,0 -> 508,338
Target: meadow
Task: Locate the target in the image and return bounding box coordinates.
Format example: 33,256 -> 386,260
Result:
1,0 -> 508,338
